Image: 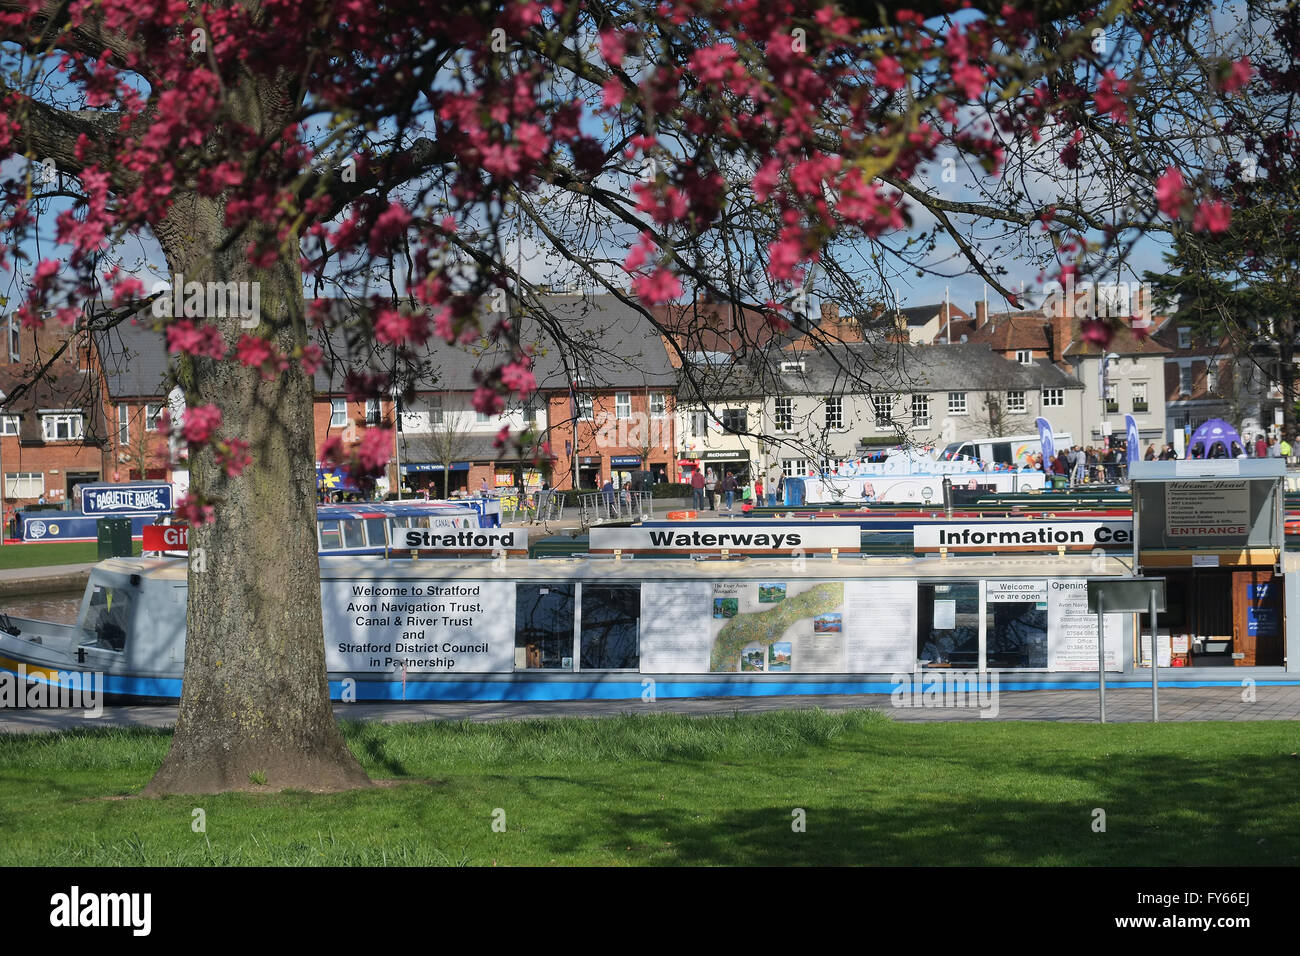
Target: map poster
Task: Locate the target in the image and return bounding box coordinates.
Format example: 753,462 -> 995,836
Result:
321,579 -> 515,672
638,582 -> 714,673
845,580 -> 917,673
709,580 -> 846,673
1046,579 -> 1123,671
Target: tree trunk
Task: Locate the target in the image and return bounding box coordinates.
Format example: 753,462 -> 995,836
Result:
143,190 -> 370,795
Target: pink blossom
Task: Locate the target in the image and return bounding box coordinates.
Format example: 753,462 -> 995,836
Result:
235,333 -> 274,368
1193,199 -> 1231,234
174,493 -> 215,527
601,78 -> 625,109
1220,56 -> 1253,92
356,428 -> 392,474
493,424 -> 511,449
472,384 -> 505,416
215,438 -> 252,477
318,435 -> 345,466
623,240 -> 651,272
374,307 -> 414,345
599,29 -> 625,67
33,259 -> 60,288
500,359 -> 536,396
1095,70 -> 1129,122
368,202 -> 411,254
300,343 -> 324,375
1081,319 -> 1114,348
632,268 -> 683,304
1155,167 -> 1187,218
876,56 -> 905,92
767,230 -> 805,282
182,403 -> 223,445
952,62 -> 986,100
753,158 -> 782,203
111,277 -> 144,306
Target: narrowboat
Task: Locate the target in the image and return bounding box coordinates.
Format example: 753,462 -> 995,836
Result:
2,531 -> 1293,702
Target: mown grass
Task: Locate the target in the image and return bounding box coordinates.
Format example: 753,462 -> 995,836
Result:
1,711 -> 1298,866
0,540 -> 142,570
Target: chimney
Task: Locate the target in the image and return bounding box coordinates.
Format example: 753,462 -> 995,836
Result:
1049,293 -> 1074,363
975,300 -> 988,329
820,302 -> 841,326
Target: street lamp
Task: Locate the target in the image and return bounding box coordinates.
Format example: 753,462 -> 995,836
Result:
1098,351 -> 1119,443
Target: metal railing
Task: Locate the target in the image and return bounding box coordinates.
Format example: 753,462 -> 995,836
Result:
578,490 -> 655,524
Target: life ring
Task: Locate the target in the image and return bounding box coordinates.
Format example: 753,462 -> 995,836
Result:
666,510 -> 697,521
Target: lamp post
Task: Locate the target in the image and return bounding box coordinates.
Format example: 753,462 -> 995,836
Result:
1097,351 -> 1119,481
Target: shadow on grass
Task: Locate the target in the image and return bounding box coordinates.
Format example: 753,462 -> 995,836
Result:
520,746 -> 1300,866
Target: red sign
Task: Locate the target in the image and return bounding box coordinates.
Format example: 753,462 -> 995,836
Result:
143,524 -> 188,551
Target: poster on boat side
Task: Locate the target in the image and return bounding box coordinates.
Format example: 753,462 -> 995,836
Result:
707,579 -> 847,673
321,579 -> 515,672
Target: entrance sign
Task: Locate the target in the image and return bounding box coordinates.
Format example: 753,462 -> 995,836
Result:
82,482 -> 173,516
1130,459 -> 1284,565
1165,480 -> 1249,538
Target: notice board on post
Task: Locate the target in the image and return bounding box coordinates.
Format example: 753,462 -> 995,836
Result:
1129,459 -> 1284,569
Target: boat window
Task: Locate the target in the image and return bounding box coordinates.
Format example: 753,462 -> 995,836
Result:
341,520 -> 366,549
991,442 -> 1013,465
515,583 -> 575,670
917,583 -> 979,668
80,584 -> 134,652
318,520 -> 342,550
580,584 -> 640,669
365,519 -> 387,547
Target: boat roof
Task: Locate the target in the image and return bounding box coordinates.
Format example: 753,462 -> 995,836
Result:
96,552 -> 1153,582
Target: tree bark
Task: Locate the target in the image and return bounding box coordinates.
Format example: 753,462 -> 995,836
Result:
142,197 -> 369,796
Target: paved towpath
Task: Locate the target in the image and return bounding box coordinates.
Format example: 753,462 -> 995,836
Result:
1,684 -> 1297,734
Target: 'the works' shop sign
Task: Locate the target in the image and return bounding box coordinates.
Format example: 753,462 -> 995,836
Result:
81,483 -> 173,516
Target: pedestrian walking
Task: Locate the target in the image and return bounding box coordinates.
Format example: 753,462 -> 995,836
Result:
722,471 -> 738,510
690,468 -> 705,511
705,468 -> 718,510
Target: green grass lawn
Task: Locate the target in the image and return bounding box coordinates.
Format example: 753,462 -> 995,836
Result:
0,540 -> 141,570
1,710 -> 1297,866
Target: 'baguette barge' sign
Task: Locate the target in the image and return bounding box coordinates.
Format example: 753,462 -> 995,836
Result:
82,483 -> 173,516
914,521 -> 1132,553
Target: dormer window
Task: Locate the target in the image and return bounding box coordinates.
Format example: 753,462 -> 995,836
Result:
41,411 -> 83,441
780,360 -> 805,373
1016,349 -> 1032,364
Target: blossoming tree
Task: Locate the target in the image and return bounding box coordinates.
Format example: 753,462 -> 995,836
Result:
0,0 -> 1262,792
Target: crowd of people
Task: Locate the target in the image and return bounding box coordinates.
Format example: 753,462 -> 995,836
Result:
689,467 -> 780,511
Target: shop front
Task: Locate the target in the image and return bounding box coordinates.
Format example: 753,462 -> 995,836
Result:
700,449 -> 751,482
402,461 -> 470,496
1130,459 -> 1288,669
577,456 -> 602,489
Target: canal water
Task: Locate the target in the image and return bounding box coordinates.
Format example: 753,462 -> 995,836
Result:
0,590 -> 83,626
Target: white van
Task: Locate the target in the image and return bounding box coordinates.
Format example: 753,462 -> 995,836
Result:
940,432 -> 1074,468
